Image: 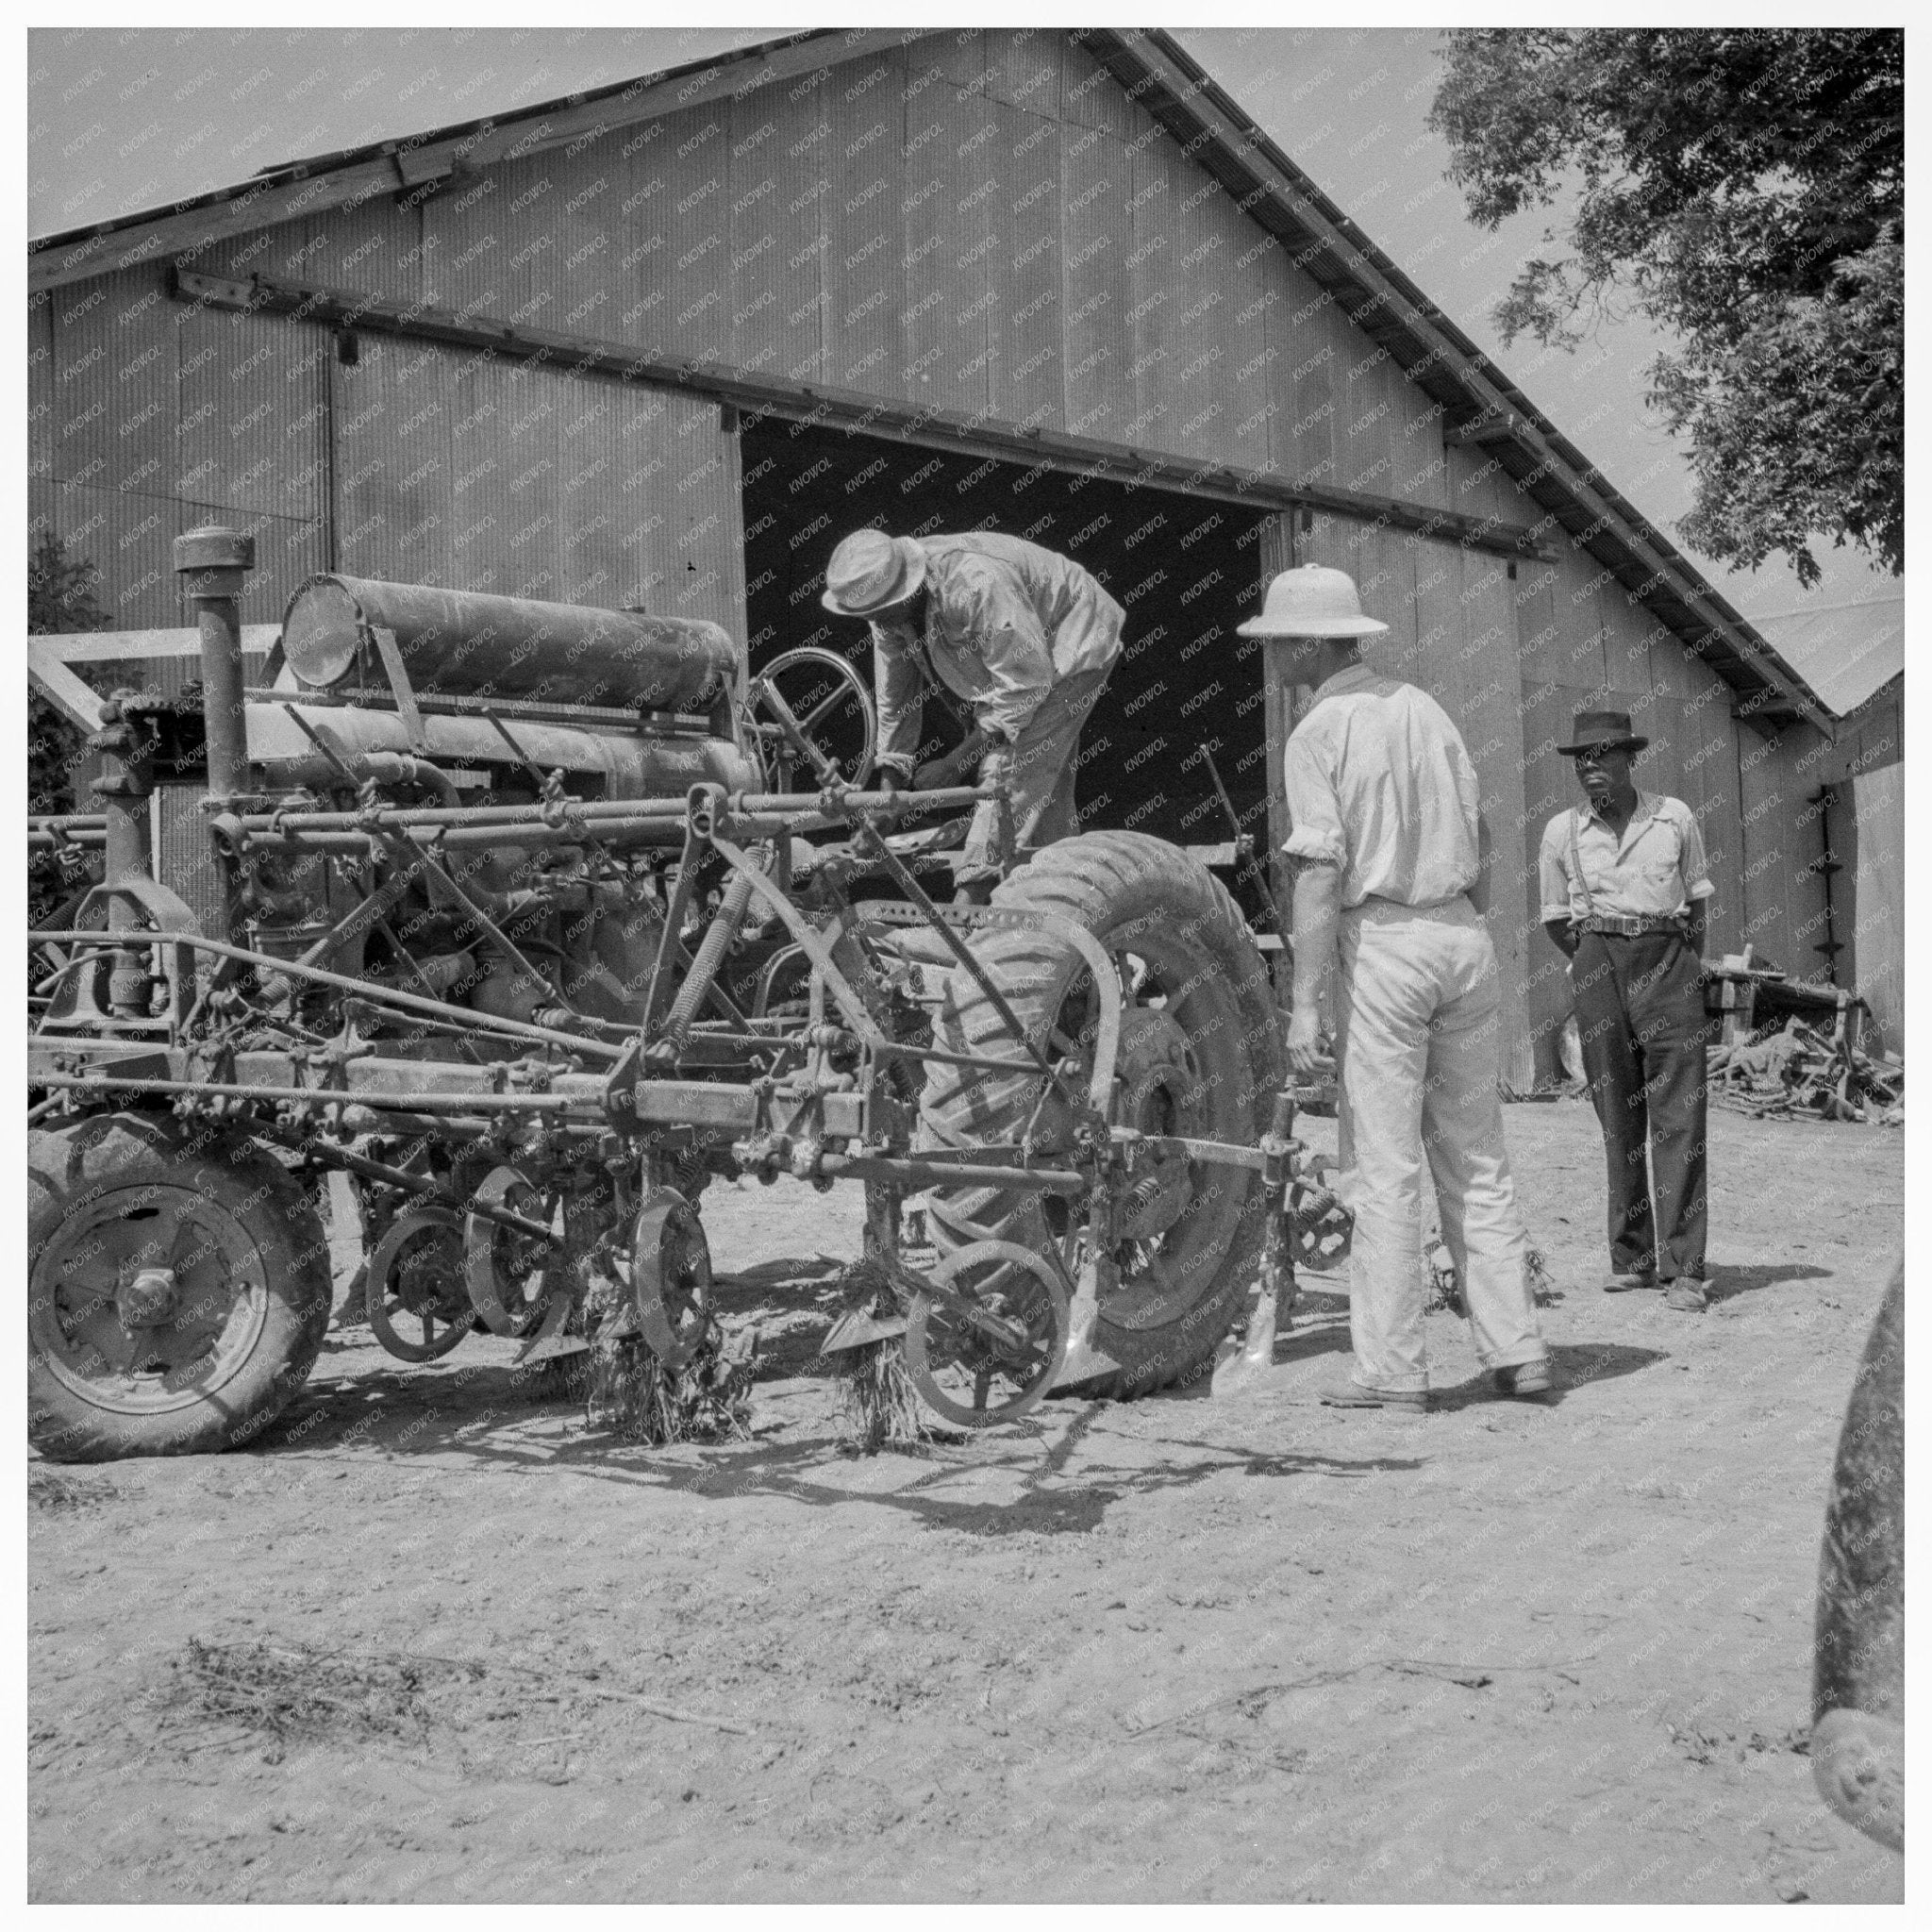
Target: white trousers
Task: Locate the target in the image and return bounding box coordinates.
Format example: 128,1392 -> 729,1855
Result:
1334,896 -> 1547,1391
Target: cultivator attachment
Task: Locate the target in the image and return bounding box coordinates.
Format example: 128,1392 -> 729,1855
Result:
28,530 -> 1349,1463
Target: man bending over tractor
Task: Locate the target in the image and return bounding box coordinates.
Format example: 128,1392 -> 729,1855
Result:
821,528 -> 1124,903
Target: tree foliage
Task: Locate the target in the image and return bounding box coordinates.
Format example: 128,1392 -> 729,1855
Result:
28,528 -> 108,817
1430,28 -> 1903,586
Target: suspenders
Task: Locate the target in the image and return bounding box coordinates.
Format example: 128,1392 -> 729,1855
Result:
1567,808 -> 1597,921
1568,803 -> 1687,939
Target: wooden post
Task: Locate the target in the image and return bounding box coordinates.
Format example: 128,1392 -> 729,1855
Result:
1717,943 -> 1758,1047
1258,513 -> 1299,1010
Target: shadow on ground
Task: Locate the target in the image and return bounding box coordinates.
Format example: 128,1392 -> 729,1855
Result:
1707,1261 -> 1833,1303
1421,1341 -> 1668,1412
256,1343 -> 1424,1536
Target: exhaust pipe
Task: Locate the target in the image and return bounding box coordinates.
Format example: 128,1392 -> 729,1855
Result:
174,525 -> 254,808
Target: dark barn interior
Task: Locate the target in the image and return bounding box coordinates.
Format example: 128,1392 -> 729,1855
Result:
740,419 -> 1274,907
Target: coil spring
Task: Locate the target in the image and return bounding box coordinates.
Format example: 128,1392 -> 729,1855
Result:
670,1145 -> 709,1200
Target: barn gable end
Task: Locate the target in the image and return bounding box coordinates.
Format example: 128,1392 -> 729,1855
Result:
29,26 -> 1850,1081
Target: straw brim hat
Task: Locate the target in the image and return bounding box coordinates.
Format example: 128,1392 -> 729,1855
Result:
822,531 -> 928,617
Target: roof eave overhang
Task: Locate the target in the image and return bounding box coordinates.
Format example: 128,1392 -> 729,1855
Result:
28,29 -> 910,291
29,22 -> 1830,736
1086,28 -> 1832,738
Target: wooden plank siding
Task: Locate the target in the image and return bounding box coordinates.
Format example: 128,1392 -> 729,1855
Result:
34,38 -> 1473,528
728,78 -> 826,382
25,27 -> 1840,1075
1059,125 -> 1134,441
1848,762 -> 1904,1049
1257,511 -> 1298,1008
335,334 -> 454,590
903,77 -> 1000,421
28,292 -> 55,491
988,98 -> 1066,432
985,30 -> 1063,123
825,50 -> 907,397
325,333 -> 743,634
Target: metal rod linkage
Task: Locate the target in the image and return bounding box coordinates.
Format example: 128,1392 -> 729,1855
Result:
34,1072 -> 597,1115
27,928 -> 625,1063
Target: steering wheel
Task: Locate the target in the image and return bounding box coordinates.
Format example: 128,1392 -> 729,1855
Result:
746,646 -> 876,791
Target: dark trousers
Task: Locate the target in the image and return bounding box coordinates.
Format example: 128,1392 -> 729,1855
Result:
1570,930 -> 1710,1282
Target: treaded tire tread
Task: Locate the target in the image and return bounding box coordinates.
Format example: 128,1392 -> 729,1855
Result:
29,1113 -> 333,1463
919,832 -> 1283,1400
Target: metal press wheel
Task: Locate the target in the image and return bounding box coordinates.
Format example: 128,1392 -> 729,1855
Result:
366,1209 -> 475,1363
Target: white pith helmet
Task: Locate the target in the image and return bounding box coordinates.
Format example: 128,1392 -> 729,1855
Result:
1236,565 -> 1390,638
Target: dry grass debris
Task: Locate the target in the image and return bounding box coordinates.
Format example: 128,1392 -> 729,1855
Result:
29,1468 -> 108,1512
584,1324 -> 756,1445
161,1637 -> 484,1760
820,1253 -> 931,1455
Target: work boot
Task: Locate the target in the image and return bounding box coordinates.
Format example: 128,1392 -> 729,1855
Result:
1603,1270 -> 1658,1293
1665,1278 -> 1709,1312
1491,1359 -> 1557,1400
1319,1378 -> 1429,1412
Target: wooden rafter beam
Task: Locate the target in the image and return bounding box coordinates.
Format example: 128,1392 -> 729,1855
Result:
1444,411 -> 1524,447
170,267 -> 1559,562
27,638 -> 108,732
28,625 -> 280,664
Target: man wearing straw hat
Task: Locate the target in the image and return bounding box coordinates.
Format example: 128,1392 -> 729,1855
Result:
1240,564 -> 1552,1410
1539,709 -> 1716,1312
820,528 -> 1124,902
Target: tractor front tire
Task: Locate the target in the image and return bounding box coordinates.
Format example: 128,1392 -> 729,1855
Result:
29,1113 -> 332,1462
919,831 -> 1283,1398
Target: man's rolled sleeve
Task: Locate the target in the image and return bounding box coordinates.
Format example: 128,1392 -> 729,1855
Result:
1281,728 -> 1347,868
1538,816 -> 1575,923
871,621 -> 926,774
1677,804 -> 1717,902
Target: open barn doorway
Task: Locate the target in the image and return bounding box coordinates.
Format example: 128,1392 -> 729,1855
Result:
739,417 -> 1277,928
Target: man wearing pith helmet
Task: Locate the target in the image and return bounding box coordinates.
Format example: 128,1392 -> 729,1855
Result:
1244,564 -> 1552,1410
1539,709 -> 1716,1311
821,528 -> 1124,902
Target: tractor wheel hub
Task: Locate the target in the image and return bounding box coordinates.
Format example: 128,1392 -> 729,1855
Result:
117,1266 -> 178,1329
1113,1009 -> 1198,1241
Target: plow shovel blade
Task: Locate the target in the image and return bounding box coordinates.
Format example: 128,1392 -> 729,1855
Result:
821,1307 -> 909,1356
513,1295 -> 581,1365
1209,1293 -> 1279,1397
1047,1285 -> 1120,1391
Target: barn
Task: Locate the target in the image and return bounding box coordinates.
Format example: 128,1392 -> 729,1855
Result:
28,25 -> 1873,1082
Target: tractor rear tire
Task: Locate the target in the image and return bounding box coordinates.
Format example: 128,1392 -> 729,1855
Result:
29,1113 -> 332,1462
918,831 -> 1283,1398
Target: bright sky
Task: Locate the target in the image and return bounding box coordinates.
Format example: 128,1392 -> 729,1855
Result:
26,24 -> 1897,674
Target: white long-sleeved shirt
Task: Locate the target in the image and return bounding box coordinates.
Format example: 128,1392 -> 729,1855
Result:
871,532 -> 1124,772
1282,663 -> 1482,908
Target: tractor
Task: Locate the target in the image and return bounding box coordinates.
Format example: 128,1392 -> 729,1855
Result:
27,525 -> 1346,1461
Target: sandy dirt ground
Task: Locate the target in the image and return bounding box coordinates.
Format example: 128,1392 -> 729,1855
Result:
28,1098 -> 1904,1904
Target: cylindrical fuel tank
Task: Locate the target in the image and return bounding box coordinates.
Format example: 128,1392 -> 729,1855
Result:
280,575 -> 741,712
244,701 -> 761,801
